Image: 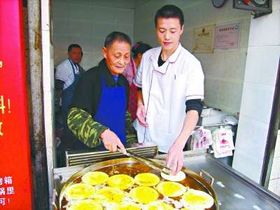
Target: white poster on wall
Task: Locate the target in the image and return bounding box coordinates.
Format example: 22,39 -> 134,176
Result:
214,23 -> 240,49
192,24 -> 215,53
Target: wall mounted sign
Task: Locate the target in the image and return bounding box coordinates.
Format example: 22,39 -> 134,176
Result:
214,23 -> 240,49
192,24 -> 215,53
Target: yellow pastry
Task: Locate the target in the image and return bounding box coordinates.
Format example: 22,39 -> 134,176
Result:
116,202 -> 142,210
181,189 -> 214,209
156,181 -> 186,197
107,174 -> 134,190
129,186 -> 159,204
134,173 -> 160,186
65,183 -> 95,200
82,171 -> 109,185
94,186 -> 125,204
144,201 -> 175,210
67,199 -> 102,210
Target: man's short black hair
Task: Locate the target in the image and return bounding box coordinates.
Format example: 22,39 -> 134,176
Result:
68,44 -> 82,52
104,31 -> 132,48
154,5 -> 184,27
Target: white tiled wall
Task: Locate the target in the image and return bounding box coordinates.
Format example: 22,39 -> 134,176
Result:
53,0 -> 251,114
53,0 -> 135,70
233,0 -> 280,183
133,0 -> 251,114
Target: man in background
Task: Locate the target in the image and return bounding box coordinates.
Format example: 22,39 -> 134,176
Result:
55,44 -> 84,128
55,44 -> 84,166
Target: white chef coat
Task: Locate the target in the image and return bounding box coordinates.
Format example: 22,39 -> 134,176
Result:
55,59 -> 80,90
133,44 -> 204,152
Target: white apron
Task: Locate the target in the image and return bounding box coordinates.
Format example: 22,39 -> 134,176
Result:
134,44 -> 204,152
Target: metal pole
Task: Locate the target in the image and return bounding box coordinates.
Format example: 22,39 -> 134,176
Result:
27,0 -> 49,209
41,0 -> 56,208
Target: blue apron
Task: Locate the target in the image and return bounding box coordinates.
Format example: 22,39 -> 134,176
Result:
94,75 -> 127,145
61,59 -> 80,126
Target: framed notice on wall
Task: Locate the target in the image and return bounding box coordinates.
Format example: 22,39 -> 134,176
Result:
214,23 -> 240,49
192,25 -> 215,53
0,0 -> 33,209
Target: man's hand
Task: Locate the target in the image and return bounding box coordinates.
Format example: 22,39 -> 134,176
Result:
166,110 -> 199,175
100,129 -> 126,153
136,103 -> 148,127
166,140 -> 185,175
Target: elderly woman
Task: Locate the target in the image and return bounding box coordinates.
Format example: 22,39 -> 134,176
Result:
122,42 -> 151,121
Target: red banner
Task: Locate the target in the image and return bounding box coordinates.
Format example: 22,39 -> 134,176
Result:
0,0 -> 33,209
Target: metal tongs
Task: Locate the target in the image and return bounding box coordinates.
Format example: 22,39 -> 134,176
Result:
120,149 -> 171,175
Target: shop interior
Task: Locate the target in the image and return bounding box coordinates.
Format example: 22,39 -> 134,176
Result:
47,0 -> 280,203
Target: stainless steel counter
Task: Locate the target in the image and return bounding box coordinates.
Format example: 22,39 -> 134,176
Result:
178,153 -> 280,210
53,151 -> 280,210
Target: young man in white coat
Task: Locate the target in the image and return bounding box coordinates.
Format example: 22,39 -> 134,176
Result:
134,5 -> 204,175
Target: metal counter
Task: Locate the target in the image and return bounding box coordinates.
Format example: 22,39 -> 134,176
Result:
53,151 -> 280,210
176,153 -> 280,210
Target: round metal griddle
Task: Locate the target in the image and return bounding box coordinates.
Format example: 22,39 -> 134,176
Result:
59,157 -> 219,210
